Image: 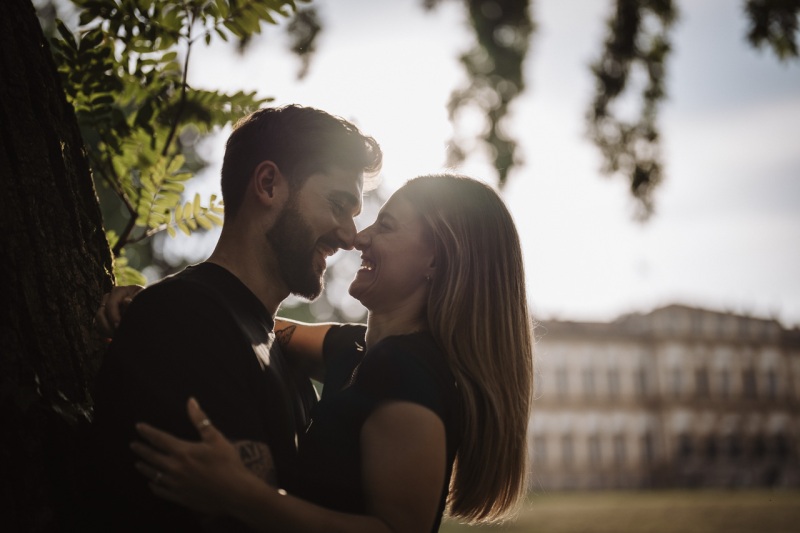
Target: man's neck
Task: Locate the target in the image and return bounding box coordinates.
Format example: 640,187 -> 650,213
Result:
207,243 -> 288,318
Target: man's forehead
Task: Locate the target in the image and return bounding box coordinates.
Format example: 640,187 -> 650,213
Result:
312,167 -> 363,200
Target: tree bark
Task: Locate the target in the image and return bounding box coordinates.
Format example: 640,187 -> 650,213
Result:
0,0 -> 113,530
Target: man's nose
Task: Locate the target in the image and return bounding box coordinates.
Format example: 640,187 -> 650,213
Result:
336,217 -> 358,250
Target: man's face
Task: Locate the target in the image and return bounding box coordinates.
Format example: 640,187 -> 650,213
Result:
266,167 -> 363,300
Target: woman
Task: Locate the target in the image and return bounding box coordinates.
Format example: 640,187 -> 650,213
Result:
103,174 -> 534,531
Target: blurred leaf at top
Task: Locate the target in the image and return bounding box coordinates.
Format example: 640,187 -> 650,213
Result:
46,0 -> 310,284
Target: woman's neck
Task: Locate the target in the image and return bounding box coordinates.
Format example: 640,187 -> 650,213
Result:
365,311 -> 427,349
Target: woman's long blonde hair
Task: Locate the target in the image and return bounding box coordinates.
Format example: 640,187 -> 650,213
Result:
397,174 -> 534,523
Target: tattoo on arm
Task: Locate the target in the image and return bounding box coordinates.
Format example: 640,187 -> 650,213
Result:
274,325 -> 296,349
234,440 -> 277,487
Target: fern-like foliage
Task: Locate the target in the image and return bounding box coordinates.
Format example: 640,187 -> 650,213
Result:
49,0 -> 305,282
586,0 -> 678,221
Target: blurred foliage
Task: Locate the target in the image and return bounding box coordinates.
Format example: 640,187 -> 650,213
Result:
425,0 -> 797,219
745,0 -> 800,61
287,7 -> 321,79
586,0 -> 798,220
45,0 -> 309,284
426,0 -> 533,189
587,0 -> 678,221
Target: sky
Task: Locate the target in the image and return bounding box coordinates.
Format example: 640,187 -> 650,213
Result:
163,0 -> 800,328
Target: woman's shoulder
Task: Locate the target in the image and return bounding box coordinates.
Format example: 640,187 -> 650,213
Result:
358,332 -> 457,410
367,332 -> 446,371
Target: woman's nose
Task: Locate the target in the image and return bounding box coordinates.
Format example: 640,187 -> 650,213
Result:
353,228 -> 370,250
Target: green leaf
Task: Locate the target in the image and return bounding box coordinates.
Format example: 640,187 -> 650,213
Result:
177,219 -> 190,236
206,212 -> 224,226
192,193 -> 201,217
56,20 -> 77,50
196,213 -> 213,230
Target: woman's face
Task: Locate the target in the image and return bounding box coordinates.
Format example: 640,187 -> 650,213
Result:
348,192 -> 435,314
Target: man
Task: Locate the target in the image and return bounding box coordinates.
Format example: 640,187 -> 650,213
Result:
87,105 -> 382,531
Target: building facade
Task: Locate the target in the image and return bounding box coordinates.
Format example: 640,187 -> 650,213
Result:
529,304 -> 800,490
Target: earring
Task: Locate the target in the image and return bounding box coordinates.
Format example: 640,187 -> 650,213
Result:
425,274 -> 432,282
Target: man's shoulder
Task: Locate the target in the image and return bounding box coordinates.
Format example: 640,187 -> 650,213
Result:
129,264 -> 235,317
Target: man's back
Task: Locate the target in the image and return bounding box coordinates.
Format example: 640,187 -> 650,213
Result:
87,263 -> 316,531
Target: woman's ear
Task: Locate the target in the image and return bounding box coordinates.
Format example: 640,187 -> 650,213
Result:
424,257 -> 436,281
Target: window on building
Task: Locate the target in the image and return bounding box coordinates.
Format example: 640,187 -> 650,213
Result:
642,432 -> 655,463
774,433 -> 789,460
704,435 -> 717,461
588,435 -> 601,465
613,434 -> 626,465
695,367 -> 709,398
561,435 -> 574,466
582,368 -> 596,399
752,435 -> 767,459
719,369 -> 730,399
635,368 -> 648,397
742,367 -> 757,399
766,369 -> 778,399
738,317 -> 749,339
533,435 -> 547,466
692,314 -> 702,336
677,433 -> 692,460
725,433 -> 742,459
671,368 -> 683,398
607,368 -> 620,399
555,367 -> 568,399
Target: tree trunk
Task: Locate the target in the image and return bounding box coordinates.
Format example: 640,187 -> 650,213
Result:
0,1 -> 113,530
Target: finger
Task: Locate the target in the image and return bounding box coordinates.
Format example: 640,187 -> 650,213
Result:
134,461 -> 174,489
135,422 -> 189,454
130,441 -> 176,474
107,285 -> 143,326
94,305 -> 113,338
106,299 -> 124,328
187,397 -> 219,442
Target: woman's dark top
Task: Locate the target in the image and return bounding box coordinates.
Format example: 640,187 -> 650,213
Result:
295,325 -> 462,532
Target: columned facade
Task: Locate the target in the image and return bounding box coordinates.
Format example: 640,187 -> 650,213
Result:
530,305 -> 799,490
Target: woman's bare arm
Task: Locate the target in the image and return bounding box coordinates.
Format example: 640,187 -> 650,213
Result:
274,318 -> 336,382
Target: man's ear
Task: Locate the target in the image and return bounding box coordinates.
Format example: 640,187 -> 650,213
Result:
252,161 -> 288,207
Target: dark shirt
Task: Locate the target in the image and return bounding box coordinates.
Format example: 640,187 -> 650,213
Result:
87,263 -> 316,532
295,325 -> 462,532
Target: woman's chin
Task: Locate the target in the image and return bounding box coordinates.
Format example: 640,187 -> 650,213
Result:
347,281 -> 365,302
348,278 -> 373,308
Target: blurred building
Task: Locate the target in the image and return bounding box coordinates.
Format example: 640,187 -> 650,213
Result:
529,304 -> 800,490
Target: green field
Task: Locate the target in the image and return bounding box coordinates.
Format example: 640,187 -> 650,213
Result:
440,490 -> 800,533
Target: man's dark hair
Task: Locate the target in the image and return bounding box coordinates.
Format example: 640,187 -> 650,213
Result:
221,105 -> 383,219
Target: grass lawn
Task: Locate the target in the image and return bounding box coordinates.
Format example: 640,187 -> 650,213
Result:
440,490 -> 800,533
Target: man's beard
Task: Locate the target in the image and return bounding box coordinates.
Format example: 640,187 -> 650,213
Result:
266,203 -> 325,300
